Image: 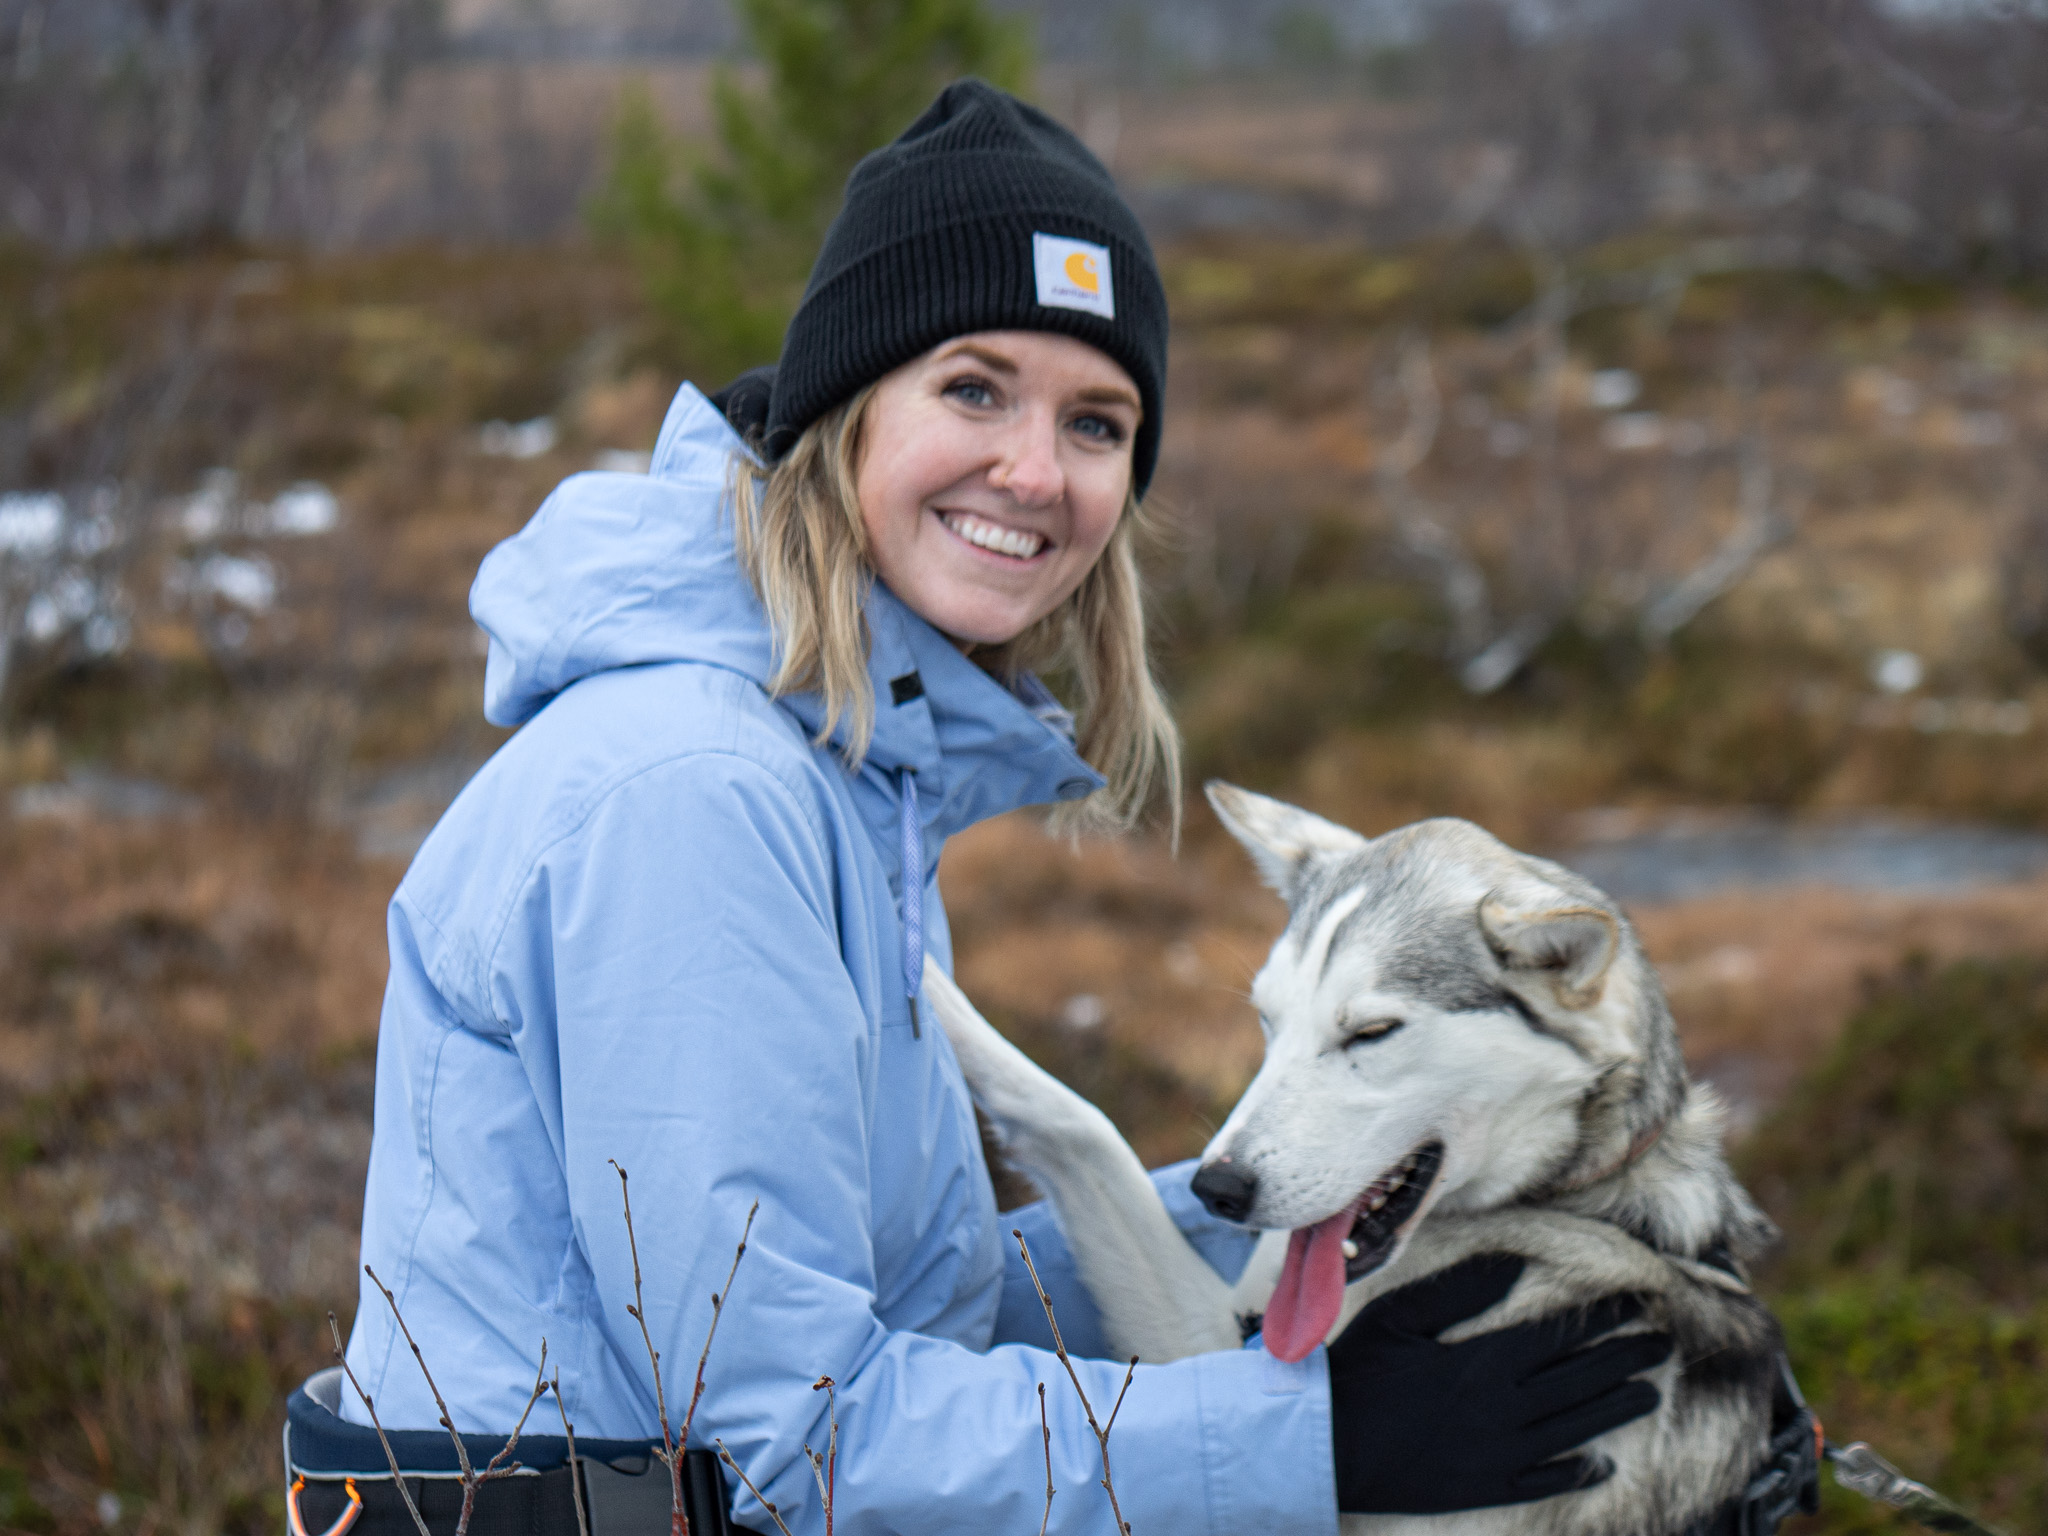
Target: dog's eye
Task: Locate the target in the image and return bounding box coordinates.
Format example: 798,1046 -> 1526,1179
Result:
1342,1016 -> 1404,1046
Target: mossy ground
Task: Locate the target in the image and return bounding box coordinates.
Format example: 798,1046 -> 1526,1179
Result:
5,234 -> 2048,1533
1744,957 -> 2048,1534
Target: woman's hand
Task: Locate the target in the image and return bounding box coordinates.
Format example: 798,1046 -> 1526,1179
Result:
1327,1252 -> 1672,1515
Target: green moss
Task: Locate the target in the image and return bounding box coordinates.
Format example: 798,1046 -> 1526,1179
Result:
1745,955 -> 2048,1532
1744,956 -> 2048,1296
1775,1274 -> 2048,1534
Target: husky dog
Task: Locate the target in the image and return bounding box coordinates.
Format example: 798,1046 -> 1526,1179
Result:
925,783 -> 1796,1536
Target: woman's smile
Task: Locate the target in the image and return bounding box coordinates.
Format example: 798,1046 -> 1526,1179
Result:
936,508 -> 1051,562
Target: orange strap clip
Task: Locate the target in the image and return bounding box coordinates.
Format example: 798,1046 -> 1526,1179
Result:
287,1475 -> 364,1536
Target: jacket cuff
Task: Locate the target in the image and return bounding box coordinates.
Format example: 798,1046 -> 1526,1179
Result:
1192,1343 -> 1339,1535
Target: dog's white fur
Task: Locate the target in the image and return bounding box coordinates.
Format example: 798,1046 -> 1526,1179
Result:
925,783 -> 1784,1536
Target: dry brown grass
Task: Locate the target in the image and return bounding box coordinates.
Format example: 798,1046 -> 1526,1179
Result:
7,235 -> 2048,1534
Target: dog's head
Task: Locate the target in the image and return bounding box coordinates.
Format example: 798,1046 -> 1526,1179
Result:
1195,783 -> 1687,1289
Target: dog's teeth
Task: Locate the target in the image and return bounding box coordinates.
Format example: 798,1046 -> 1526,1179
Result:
1341,1239 -> 1359,1260
1367,1190 -> 1387,1212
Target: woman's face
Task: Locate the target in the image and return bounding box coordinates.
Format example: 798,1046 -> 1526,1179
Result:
855,331 -> 1141,647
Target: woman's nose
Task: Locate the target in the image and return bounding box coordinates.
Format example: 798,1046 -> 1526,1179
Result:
989,416 -> 1064,507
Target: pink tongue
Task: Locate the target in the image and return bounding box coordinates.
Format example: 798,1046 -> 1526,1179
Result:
1262,1205 -> 1358,1362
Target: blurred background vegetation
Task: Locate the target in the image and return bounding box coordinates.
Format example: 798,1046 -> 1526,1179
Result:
3,0 -> 2048,1532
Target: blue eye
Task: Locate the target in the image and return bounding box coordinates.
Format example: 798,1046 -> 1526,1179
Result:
1071,413 -> 1127,445
944,376 -> 996,408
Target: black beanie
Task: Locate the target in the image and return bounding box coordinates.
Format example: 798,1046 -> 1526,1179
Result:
759,79 -> 1169,497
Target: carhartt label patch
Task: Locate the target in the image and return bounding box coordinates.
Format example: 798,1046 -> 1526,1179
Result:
1032,233 -> 1114,319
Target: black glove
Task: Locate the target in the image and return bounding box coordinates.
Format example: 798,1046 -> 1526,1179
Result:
1328,1252 -> 1672,1515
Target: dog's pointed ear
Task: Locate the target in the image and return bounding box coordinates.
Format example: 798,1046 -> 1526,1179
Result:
1206,781 -> 1369,905
1479,896 -> 1620,1009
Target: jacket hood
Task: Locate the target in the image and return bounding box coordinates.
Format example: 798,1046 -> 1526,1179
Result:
470,383 -> 1105,841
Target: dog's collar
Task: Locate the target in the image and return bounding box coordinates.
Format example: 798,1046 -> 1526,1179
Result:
1559,1114 -> 1669,1193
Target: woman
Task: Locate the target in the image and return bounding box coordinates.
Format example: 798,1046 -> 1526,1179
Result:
328,81 -> 1664,1534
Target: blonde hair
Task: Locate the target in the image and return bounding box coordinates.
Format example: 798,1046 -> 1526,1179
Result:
729,390 -> 1182,835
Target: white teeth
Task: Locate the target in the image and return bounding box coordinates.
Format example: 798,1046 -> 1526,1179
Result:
943,512 -> 1045,559
1341,1239 -> 1360,1260
1367,1190 -> 1387,1212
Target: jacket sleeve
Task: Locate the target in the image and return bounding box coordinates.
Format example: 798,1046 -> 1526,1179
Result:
513,752 -> 1338,1536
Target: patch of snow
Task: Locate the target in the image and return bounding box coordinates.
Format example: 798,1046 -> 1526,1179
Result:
12,768 -> 200,823
0,490 -> 64,554
26,572 -> 96,640
592,448 -> 651,474
174,553 -> 277,611
1871,649 -> 1924,694
267,481 -> 339,535
1587,368 -> 1641,410
479,417 -> 558,459
179,469 -> 241,540
1061,994 -> 1106,1030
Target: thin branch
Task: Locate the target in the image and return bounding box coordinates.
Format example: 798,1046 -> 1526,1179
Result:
613,1166 -> 759,1536
610,1161 -> 686,1536
680,1202 -> 759,1454
327,1312 -> 432,1536
1036,1383 -> 1055,1536
1641,366 -> 1797,644
363,1265 -> 546,1536
1102,1359 -> 1139,1441
1013,1230 -> 1134,1536
552,1372 -> 589,1536
483,1348 -> 551,1479
364,1266 -> 475,1482
800,1377 -> 837,1536
714,1441 -> 796,1536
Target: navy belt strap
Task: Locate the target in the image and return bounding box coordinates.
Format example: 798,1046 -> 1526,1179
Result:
285,1370 -> 764,1536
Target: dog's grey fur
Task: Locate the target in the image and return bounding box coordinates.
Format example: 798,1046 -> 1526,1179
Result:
924,783 -> 1786,1536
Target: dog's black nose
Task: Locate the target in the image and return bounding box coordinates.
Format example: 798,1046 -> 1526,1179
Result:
1192,1159 -> 1257,1223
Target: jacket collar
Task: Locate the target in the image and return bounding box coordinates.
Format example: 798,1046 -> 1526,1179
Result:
663,385 -> 1105,866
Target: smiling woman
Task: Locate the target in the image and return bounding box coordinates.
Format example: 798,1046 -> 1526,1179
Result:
732,325 -> 1174,827
306,76 -> 1663,1536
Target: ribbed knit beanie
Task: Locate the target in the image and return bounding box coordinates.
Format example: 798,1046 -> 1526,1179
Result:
760,78 -> 1169,497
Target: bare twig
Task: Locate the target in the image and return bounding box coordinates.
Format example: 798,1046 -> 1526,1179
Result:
552,1372 -> 590,1536
326,1312 -> 432,1536
1037,1382 -> 1055,1536
363,1266 -> 474,1480
802,1377 -> 838,1536
714,1442 -> 796,1536
611,1161 -> 685,1536
1641,361 -> 1797,645
613,1163 -> 759,1536
680,1202 -> 759,1454
363,1265 -> 547,1536
1103,1361 -> 1138,1441
1013,1230 -> 1137,1536
484,1351 -> 553,1480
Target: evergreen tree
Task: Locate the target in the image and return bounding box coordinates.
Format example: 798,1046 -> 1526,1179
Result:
594,0 -> 1031,381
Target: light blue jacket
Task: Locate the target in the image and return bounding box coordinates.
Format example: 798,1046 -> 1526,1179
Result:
341,383 -> 1337,1535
